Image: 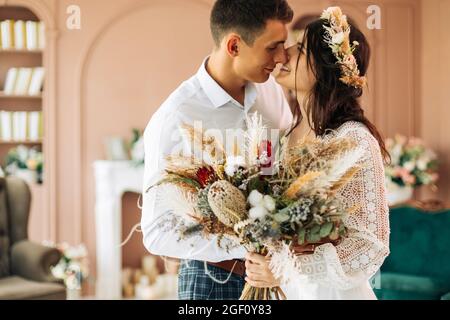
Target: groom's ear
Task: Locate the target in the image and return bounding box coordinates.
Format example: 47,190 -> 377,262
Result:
226,34 -> 241,57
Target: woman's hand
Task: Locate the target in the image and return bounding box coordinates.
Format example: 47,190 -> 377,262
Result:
290,237 -> 342,255
245,252 -> 281,288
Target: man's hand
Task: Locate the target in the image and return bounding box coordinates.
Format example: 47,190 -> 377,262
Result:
245,252 -> 281,288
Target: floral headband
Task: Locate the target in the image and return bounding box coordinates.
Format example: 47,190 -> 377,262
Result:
320,7 -> 367,89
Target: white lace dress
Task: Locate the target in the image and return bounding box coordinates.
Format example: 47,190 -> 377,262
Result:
273,121 -> 390,300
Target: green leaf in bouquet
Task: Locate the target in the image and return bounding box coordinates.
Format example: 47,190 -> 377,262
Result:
338,223 -> 347,236
273,212 -> 290,223
306,225 -> 321,243
276,197 -> 295,209
319,222 -> 334,238
310,225 -> 321,234
306,231 -> 321,243
297,229 -> 306,245
329,225 -> 340,241
248,176 -> 268,194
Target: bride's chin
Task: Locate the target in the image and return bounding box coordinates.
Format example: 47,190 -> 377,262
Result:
275,76 -> 293,90
274,75 -> 285,86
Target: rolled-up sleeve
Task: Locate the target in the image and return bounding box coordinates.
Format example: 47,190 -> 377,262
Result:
140,107 -> 246,262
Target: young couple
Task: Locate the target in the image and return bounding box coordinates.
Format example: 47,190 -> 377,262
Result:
141,0 -> 390,300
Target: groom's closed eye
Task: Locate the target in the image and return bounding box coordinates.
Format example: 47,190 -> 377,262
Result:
267,41 -> 285,51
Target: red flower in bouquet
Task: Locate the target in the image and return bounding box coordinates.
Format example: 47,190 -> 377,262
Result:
196,167 -> 216,188
258,140 -> 272,168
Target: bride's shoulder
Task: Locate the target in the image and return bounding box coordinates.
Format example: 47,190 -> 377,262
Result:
335,121 -> 368,135
326,121 -> 376,143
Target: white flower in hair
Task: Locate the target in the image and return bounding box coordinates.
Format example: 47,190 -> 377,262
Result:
320,7 -> 335,20
332,32 -> 345,45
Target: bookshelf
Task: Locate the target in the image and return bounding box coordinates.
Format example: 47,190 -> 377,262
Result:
1,4 -> 46,244
0,1 -> 57,245
0,5 -> 44,157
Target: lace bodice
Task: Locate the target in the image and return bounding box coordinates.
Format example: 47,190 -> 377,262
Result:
270,121 -> 390,290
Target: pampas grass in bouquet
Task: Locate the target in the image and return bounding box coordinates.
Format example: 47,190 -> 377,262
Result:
148,113 -> 364,300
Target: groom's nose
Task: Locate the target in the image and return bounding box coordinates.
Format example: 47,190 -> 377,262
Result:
274,47 -> 288,65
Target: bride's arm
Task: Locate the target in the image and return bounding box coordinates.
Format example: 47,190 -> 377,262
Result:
268,127 -> 390,290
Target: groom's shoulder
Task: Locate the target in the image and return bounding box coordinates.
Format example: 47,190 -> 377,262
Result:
157,75 -> 200,113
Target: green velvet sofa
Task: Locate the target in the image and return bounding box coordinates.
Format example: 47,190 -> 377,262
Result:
374,204 -> 450,300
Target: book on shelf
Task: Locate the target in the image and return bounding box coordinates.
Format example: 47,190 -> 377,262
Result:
3,68 -> 19,95
0,111 -> 42,142
28,67 -> 45,96
0,111 -> 12,141
38,22 -> 45,50
25,21 -> 38,51
14,20 -> 26,50
12,111 -> 27,141
0,20 -> 14,50
1,20 -> 45,51
2,68 -> 45,96
28,111 -> 41,141
14,68 -> 33,96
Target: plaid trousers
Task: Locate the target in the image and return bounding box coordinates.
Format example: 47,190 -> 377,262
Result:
178,260 -> 245,300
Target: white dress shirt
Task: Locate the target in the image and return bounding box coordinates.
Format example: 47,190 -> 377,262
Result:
141,58 -> 293,262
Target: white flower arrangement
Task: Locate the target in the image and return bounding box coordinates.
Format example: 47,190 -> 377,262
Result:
44,241 -> 89,290
385,135 -> 439,188
4,145 -> 44,183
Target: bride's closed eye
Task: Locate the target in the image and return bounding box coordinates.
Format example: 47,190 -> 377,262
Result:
297,42 -> 306,54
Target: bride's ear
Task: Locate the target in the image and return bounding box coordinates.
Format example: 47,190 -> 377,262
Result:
226,34 -> 241,57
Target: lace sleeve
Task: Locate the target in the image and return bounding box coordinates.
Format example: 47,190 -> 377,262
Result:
270,123 -> 390,290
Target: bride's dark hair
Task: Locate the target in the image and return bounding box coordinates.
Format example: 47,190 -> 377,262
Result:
288,17 -> 390,162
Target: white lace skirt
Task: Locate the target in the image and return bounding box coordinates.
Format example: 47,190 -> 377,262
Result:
280,280 -> 377,300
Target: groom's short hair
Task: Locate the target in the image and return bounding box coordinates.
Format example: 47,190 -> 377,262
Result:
210,0 -> 293,47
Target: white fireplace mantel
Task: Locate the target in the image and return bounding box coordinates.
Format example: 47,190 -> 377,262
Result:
94,160 -> 144,299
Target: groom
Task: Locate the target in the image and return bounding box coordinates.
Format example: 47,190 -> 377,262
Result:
141,0 -> 294,300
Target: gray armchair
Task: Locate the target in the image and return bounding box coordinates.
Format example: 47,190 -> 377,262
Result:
0,176 -> 66,299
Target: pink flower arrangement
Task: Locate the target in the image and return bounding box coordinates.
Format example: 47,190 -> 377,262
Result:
385,134 -> 439,188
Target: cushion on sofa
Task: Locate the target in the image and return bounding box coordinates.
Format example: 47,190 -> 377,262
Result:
0,276 -> 66,300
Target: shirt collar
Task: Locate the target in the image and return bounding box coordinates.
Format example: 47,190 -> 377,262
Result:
197,57 -> 257,111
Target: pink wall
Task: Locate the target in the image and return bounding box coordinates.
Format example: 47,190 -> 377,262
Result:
49,0 -> 215,278
8,0 -> 449,284
420,0 -> 450,202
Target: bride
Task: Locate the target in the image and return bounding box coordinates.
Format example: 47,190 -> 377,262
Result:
244,7 -> 390,300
